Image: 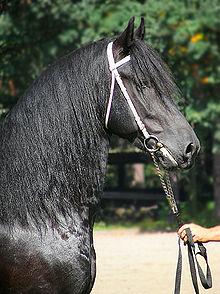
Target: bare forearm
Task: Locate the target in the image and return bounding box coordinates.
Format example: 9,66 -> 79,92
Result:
208,226 -> 220,242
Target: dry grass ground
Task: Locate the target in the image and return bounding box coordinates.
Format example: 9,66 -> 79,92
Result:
92,229 -> 220,294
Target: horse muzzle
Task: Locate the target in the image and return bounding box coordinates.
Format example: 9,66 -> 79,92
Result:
156,142 -> 200,170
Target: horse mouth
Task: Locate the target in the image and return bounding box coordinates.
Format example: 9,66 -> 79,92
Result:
177,159 -> 195,170
156,151 -> 196,170
156,154 -> 178,171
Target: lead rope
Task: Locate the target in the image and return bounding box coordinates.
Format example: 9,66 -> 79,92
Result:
149,151 -> 212,294
150,151 -> 179,216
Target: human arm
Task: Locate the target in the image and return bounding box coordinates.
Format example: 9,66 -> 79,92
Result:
178,223 -> 220,243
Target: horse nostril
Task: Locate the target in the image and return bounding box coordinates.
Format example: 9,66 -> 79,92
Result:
185,143 -> 195,158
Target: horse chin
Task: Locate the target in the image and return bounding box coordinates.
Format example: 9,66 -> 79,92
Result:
158,154 -> 195,171
157,155 -> 179,171
178,159 -> 195,170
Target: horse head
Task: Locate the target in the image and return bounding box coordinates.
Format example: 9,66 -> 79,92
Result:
105,17 -> 200,170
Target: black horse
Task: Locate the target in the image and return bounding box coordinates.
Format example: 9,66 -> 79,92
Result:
0,18 -> 199,293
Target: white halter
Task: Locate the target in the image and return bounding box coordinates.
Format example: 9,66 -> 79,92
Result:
105,41 -> 178,167
105,42 -> 151,140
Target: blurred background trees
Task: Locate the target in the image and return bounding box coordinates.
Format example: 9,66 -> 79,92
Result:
1,0 -> 219,225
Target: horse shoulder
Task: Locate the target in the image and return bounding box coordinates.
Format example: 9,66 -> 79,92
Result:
0,224 -> 94,294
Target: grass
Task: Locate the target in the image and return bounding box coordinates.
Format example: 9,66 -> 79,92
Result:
94,201 -> 218,232
94,221 -> 138,231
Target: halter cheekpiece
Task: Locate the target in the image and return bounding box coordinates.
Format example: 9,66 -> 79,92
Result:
105,42 -> 154,144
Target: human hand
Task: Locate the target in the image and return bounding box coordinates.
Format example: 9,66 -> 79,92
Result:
178,223 -> 210,243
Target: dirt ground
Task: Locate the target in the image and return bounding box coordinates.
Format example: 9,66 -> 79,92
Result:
92,229 -> 220,294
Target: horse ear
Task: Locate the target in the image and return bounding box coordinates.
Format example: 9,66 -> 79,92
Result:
114,17 -> 135,55
134,17 -> 145,40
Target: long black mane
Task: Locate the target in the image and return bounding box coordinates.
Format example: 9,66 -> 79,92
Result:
0,36 -> 180,229
0,38 -> 111,228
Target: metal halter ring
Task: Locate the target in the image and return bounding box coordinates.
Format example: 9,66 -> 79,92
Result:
144,135 -> 162,153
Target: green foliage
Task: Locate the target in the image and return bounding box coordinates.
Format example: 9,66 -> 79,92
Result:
95,200 -> 217,231
105,165 -> 119,188
179,200 -> 217,227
